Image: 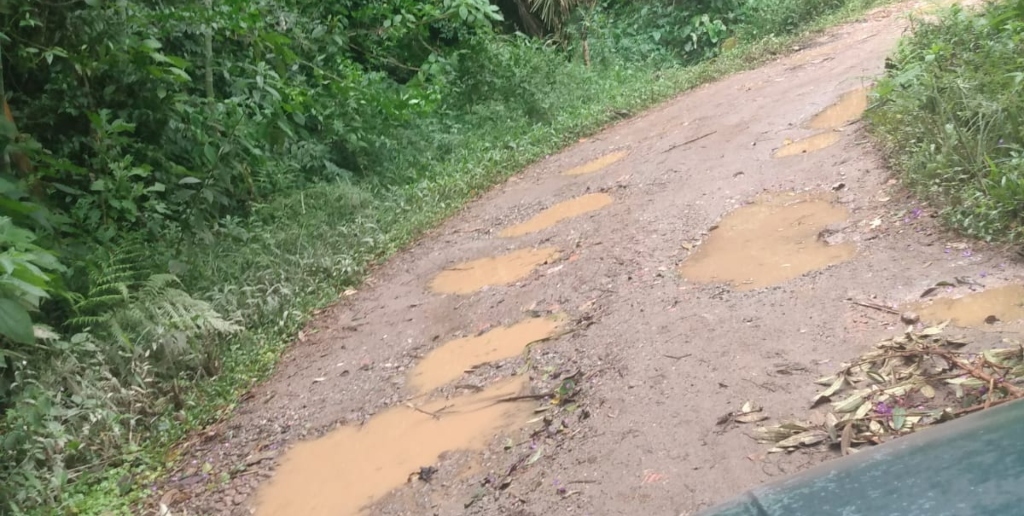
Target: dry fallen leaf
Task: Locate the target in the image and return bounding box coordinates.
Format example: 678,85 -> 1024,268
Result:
754,323 -> 1024,455
735,413 -> 770,424
777,430 -> 828,448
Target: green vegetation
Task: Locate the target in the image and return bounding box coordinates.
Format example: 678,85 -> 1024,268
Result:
2,0 -> 884,512
870,0 -> 1024,241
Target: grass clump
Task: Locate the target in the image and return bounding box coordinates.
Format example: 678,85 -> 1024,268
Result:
869,0 -> 1024,241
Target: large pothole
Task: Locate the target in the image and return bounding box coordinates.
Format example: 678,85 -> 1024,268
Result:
407,316 -> 564,394
500,193 -> 613,237
774,86 -> 870,158
562,150 -> 628,176
809,86 -> 870,129
910,285 -> 1024,327
254,377 -> 533,516
679,193 -> 856,290
429,247 -> 560,294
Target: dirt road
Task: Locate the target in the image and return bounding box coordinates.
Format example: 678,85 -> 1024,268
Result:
157,2 -> 1024,515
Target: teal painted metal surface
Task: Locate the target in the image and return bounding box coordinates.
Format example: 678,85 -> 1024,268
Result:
698,399 -> 1024,516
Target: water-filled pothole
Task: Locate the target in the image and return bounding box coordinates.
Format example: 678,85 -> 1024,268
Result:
774,86 -> 870,158
255,377 -> 532,516
563,151 -> 628,176
408,316 -> 563,394
774,132 -> 842,158
809,86 -> 870,129
500,193 -> 613,237
429,247 -> 560,295
679,193 -> 856,290
911,285 -> 1024,327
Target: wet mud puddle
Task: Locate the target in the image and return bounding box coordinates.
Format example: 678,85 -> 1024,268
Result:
679,193 -> 856,290
408,316 -> 563,393
563,150 -> 628,176
911,285 -> 1024,327
429,247 -> 560,294
809,86 -> 870,129
255,377 -> 533,516
774,132 -> 842,158
500,193 -> 613,237
775,86 -> 870,158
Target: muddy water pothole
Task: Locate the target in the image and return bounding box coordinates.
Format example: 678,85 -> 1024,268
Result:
774,86 -> 870,158
910,285 -> 1024,327
429,247 -> 560,295
774,132 -> 842,158
255,377 -> 532,516
500,193 -> 613,237
563,150 -> 627,176
809,86 -> 870,129
679,193 -> 855,290
408,315 -> 564,394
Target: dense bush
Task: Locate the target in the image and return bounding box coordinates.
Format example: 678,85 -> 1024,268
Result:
1,0 -> 881,512
870,0 -> 1024,241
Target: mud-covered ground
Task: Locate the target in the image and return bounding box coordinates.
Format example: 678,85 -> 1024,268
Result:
152,2 -> 1024,515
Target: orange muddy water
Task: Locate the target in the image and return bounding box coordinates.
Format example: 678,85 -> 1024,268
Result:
429,247 -> 560,294
562,151 -> 628,176
254,377 -> 533,516
809,86 -> 870,129
774,132 -> 842,158
500,193 -> 613,237
679,194 -> 856,290
913,285 -> 1024,327
408,316 -> 563,393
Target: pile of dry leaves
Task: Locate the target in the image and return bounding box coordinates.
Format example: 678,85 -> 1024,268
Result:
753,322 -> 1024,455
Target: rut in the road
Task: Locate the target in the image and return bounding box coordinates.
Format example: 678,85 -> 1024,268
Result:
157,4 -> 1024,516
253,86 -> 868,515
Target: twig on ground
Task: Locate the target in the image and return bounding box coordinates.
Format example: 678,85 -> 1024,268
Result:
850,300 -> 900,315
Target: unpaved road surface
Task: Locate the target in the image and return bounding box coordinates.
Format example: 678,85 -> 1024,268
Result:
156,2 -> 1024,515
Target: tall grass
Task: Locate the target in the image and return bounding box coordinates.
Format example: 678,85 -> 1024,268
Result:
869,0 -> 1024,241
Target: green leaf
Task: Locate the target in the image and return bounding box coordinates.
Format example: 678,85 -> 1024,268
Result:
0,298 -> 35,344
168,67 -> 192,82
204,144 -> 217,163
892,407 -> 907,430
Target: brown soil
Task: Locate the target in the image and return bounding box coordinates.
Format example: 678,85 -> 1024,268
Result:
678,192 -> 856,290
911,285 -> 1024,327
774,132 -> 841,157
808,86 -> 871,129
500,193 -> 614,238
152,2 -> 1024,515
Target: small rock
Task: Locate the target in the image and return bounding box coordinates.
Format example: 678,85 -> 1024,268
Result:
832,181 -> 846,191
234,494 -> 247,505
985,315 -> 1000,325
900,312 -> 920,325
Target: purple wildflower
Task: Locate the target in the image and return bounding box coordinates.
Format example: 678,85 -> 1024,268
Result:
875,402 -> 892,416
